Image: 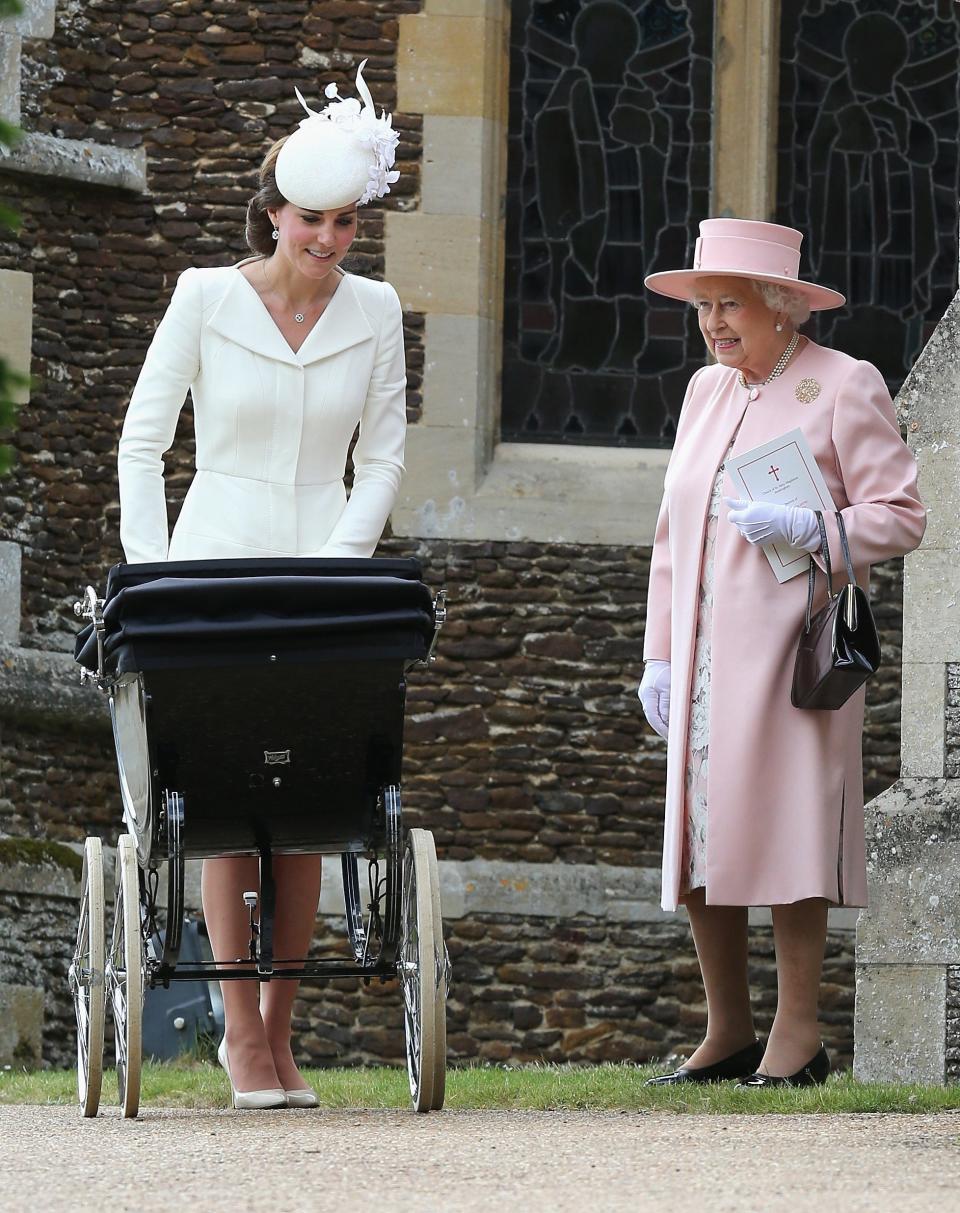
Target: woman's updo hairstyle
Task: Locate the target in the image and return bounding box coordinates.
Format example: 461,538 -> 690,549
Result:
245,136 -> 290,257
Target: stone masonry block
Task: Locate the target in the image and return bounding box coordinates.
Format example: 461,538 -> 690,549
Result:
900,663 -> 946,778
902,549 -> 960,663
424,0 -> 505,16
0,268 -> 32,403
854,289 -> 960,1085
422,115 -> 502,219
422,313 -> 493,428
3,0 -> 56,40
854,964 -> 946,1083
0,34 -> 20,124
857,779 -> 960,965
0,540 -> 21,645
910,441 -> 960,552
393,423 -> 673,546
0,983 -> 43,1068
0,131 -> 147,193
398,13 -> 505,118
0,643 -> 111,735
385,211 -> 494,316
896,290 -> 960,446
395,422 -> 486,529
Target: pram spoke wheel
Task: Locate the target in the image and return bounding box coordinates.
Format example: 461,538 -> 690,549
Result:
108,833 -> 144,1118
71,837 -> 106,1118
400,829 -> 447,1112
343,784 -> 403,966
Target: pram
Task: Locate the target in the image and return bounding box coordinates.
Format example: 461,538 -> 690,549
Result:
70,557 -> 449,1116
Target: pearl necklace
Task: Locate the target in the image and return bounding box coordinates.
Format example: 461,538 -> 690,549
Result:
738,332 -> 800,401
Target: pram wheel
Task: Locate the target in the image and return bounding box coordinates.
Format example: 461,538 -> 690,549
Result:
108,833 -> 144,1118
70,837 -> 106,1118
400,829 -> 447,1112
425,829 -> 448,1111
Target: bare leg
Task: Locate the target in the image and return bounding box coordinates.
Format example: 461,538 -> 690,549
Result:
759,898 -> 828,1075
260,853 -> 323,1091
682,888 -> 756,1068
201,856 -> 281,1092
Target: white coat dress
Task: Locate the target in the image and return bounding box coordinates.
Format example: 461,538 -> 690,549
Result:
118,262 -> 406,563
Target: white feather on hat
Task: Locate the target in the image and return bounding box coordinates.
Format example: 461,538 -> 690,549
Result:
275,59 -> 401,211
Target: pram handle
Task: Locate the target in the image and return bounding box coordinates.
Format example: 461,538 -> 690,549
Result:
73,585 -> 107,689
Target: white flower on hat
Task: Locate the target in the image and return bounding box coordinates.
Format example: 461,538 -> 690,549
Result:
276,60 -> 401,210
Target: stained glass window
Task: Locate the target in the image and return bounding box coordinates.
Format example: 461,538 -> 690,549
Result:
500,0 -> 714,447
777,0 -> 960,392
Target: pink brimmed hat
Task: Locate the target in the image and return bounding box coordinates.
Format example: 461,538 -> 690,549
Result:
644,218 -> 845,311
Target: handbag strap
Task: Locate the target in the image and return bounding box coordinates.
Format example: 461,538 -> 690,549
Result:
834,510 -> 858,586
804,511 -> 859,633
804,511 -> 833,633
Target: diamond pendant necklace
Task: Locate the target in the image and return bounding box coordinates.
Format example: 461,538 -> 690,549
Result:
262,259 -> 313,324
738,332 -> 800,402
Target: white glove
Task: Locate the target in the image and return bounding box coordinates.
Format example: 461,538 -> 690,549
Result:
723,498 -> 821,552
638,660 -> 671,740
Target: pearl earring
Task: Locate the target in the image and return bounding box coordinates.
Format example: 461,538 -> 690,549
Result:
271,228 -> 279,241
775,322 -> 783,332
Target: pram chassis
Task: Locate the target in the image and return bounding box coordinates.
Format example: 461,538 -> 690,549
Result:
70,559 -> 450,1118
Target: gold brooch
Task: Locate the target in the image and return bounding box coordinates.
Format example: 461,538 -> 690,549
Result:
795,378 -> 821,403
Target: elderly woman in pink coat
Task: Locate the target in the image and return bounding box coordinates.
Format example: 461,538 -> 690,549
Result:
638,218 -> 925,1087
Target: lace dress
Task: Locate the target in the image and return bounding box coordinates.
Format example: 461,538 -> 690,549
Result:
682,431 -> 741,894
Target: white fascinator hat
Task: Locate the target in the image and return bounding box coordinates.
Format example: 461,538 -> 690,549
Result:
275,59 -> 401,211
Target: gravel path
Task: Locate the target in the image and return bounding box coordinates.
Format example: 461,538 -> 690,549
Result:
3,1106 -> 959,1211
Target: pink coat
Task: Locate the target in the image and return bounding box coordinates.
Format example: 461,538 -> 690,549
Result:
644,342 -> 925,911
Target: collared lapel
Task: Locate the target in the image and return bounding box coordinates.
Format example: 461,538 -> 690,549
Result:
207,268 -> 300,366
297,274 -> 375,365
207,268 -> 375,366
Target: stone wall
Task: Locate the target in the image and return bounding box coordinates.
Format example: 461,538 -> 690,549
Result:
0,887 -> 76,1067
0,723 -> 117,840
947,967 -> 960,1083
853,291 -> 960,1086
295,911 -> 856,1071
0,842 -> 857,1074
944,664 -> 960,778
0,841 -> 83,1069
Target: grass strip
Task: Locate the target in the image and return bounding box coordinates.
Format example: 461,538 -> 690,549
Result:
3,1063 -> 960,1114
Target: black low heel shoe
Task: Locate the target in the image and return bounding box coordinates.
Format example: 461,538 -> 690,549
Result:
736,1045 -> 830,1089
645,1038 -> 765,1086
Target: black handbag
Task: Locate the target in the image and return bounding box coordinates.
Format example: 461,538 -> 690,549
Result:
791,511 -> 881,710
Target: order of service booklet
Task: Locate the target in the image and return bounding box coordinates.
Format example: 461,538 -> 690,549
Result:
725,428 -> 837,584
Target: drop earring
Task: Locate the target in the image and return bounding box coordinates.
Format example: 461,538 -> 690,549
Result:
775,322 -> 783,332
271,228 -> 279,241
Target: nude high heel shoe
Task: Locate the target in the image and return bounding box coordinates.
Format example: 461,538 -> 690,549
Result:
217,1038 -> 287,1110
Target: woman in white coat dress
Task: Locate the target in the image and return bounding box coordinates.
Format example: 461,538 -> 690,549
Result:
118,64 -> 406,1108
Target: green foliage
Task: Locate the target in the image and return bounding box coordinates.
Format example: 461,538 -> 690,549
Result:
0,121 -> 21,155
0,0 -> 25,476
